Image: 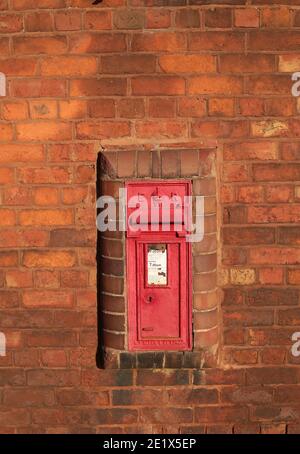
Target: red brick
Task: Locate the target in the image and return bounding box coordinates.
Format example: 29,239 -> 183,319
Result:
176,9 -> 200,28
29,100 -> 57,120
59,100 -> 87,120
61,270 -> 88,288
261,348 -> 286,365
3,187 -> 31,206
0,144 -> 44,163
27,369 -> 80,387
0,124 -> 13,141
22,290 -> 73,308
246,368 -> 298,385
220,54 -> 274,73
146,9 -> 170,29
0,13 -> 23,33
246,288 -> 298,307
2,101 -> 28,120
41,56 -> 98,76
259,268 -> 284,285
232,350 -> 258,365
132,32 -> 186,52
0,230 -> 48,248
223,163 -> 248,182
16,121 -> 72,142
13,36 -> 67,54
102,54 -> 156,74
25,11 -> 53,32
0,37 -> 9,55
62,187 -> 89,205
288,269 -> 300,285
189,32 -> 244,51
136,120 -> 186,139
209,98 -> 235,117
85,10 -> 111,30
149,98 -> 175,118
140,408 -> 192,424
6,271 -> 32,288
27,331 -> 76,347
266,185 -> 293,203
12,0 -> 65,9
205,8 -> 232,28
23,250 -> 76,268
132,76 -> 185,95
88,99 -> 115,118
249,205 -> 300,224
69,33 -> 126,54
33,188 -> 59,206
239,98 -> 265,116
19,209 -> 73,226
74,165 -> 95,184
261,7 -> 291,28
254,164 -> 300,181
159,54 -> 216,73
234,8 -> 259,27
70,78 -> 126,96
34,270 -> 60,289
189,75 -> 243,95
11,79 -> 66,98
0,410 -> 29,426
224,142 -> 278,161
250,247 -> 300,265
0,209 -> 16,226
50,229 -> 94,247
118,98 -> 144,118
249,31 -> 300,51
76,121 -> 130,140
18,167 -> 71,184
178,97 -> 206,117
3,388 -> 55,407
265,98 -> 294,117
192,117 -> 246,140
248,75 -> 291,95
195,406 -> 248,424
237,185 -> 264,203
0,57 -> 37,76
0,290 -> 19,308
55,11 -> 81,30
113,9 -> 144,29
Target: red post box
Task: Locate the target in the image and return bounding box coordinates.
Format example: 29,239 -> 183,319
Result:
126,181 -> 192,351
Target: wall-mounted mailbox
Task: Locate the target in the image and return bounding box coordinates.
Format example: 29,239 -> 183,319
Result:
126,181 -> 192,351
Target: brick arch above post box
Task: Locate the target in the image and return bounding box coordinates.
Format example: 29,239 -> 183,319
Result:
96,144 -> 222,369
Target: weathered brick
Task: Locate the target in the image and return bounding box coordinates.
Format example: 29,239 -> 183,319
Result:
205,8 -> 232,28
23,250 -> 76,268
25,11 -> 53,32
85,10 -> 111,30
13,36 -> 67,54
69,33 -> 126,54
41,56 -> 97,76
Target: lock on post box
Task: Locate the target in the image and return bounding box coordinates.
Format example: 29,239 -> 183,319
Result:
126,181 -> 192,351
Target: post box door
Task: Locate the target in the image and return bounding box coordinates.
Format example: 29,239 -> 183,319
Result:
127,235 -> 191,350
138,242 -> 180,339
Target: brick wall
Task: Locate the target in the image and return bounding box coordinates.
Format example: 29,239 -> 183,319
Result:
0,0 -> 300,434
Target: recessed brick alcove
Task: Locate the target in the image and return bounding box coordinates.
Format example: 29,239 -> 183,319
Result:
96,145 -> 222,369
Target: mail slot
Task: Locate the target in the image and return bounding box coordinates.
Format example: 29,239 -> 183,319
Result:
126,181 -> 192,351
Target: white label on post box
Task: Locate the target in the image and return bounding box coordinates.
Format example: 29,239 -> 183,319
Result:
147,244 -> 167,286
